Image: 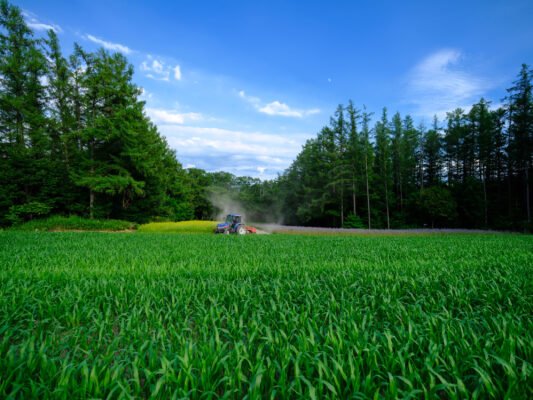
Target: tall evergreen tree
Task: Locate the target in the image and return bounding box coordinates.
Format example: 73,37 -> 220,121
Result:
400,115 -> 419,210
506,64 -> 533,224
423,116 -> 442,186
374,108 -> 392,228
346,101 -> 362,217
391,112 -> 402,211
361,106 -> 373,228
0,0 -> 47,223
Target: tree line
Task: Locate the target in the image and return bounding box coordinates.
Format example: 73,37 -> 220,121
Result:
1,0 -> 531,230
0,1 -> 195,225
274,83 -> 532,230
198,68 -> 533,231
173,72 -> 533,232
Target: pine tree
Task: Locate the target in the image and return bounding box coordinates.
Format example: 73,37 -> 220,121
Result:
400,115 -> 419,208
423,116 -> 442,186
346,100 -> 362,216
332,104 -> 347,226
469,98 -> 495,226
374,108 -> 392,228
361,106 -> 373,228
506,64 -> 533,224
391,112 -> 402,211
0,0 -> 48,222
73,48 -> 146,218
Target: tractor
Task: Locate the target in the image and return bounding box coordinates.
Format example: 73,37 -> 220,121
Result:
214,214 -> 256,234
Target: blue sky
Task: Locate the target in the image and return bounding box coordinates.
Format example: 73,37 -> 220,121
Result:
18,0 -> 533,179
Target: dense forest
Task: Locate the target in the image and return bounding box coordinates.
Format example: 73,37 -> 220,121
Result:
1,1 -> 532,230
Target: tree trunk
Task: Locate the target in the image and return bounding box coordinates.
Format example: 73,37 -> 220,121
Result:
399,173 -> 403,213
17,111 -> 24,148
352,172 -> 357,215
89,188 -> 94,219
89,135 -> 95,219
340,184 -> 344,228
385,179 -> 390,229
365,148 -> 371,229
526,164 -> 531,224
420,138 -> 424,189
63,126 -> 70,171
483,164 -> 488,227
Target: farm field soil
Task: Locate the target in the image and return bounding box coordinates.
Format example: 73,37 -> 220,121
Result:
256,223 -> 505,235
0,232 -> 532,398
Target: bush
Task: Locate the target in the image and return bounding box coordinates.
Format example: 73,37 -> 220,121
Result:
9,216 -> 137,231
6,202 -> 52,225
343,213 -> 365,229
138,221 -> 218,234
417,186 -> 458,228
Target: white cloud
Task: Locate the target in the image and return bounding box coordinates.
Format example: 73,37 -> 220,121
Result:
140,60 -> 169,80
23,11 -> 62,33
145,108 -> 202,124
407,49 -> 492,118
139,88 -> 153,100
155,124 -> 312,178
238,90 -> 260,103
140,58 -> 182,81
238,90 -> 320,118
257,167 -> 266,174
258,101 -> 304,117
305,108 -> 321,115
184,163 -> 196,169
86,34 -> 132,54
174,65 -> 182,80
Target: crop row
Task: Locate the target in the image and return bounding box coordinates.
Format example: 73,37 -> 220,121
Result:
0,232 -> 532,398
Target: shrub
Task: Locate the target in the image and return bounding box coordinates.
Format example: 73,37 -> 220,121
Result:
343,213 -> 365,229
6,202 -> 52,225
9,215 -> 137,231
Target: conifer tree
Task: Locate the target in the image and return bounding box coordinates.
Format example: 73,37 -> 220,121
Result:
506,64 -> 533,224
374,108 -> 392,228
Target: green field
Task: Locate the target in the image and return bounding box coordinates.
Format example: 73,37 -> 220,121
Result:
0,232 -> 532,399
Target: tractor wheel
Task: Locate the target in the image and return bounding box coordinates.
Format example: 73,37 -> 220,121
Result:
237,225 -> 246,235
224,229 -> 230,235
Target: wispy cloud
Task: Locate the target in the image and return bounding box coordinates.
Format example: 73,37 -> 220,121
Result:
23,11 -> 62,33
158,125 -> 311,178
259,101 -> 320,118
407,49 -> 491,118
174,65 -> 182,80
86,34 -> 132,54
139,88 -> 153,100
140,56 -> 182,82
238,90 -> 260,104
406,49 -> 491,118
238,90 -> 320,118
145,108 -> 202,124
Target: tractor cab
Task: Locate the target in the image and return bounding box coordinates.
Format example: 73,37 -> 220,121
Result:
225,214 -> 242,227
215,214 -> 253,234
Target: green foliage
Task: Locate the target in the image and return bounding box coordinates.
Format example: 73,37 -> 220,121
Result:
343,213 -> 365,228
6,201 -> 51,224
417,186 -> 458,227
0,0 -> 532,231
0,1 -> 189,226
9,215 -> 137,231
0,232 -> 532,398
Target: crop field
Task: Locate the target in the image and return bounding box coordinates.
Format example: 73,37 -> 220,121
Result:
138,221 -> 218,234
0,232 -> 532,399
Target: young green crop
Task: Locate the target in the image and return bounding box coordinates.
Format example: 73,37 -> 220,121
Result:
0,232 -> 532,398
